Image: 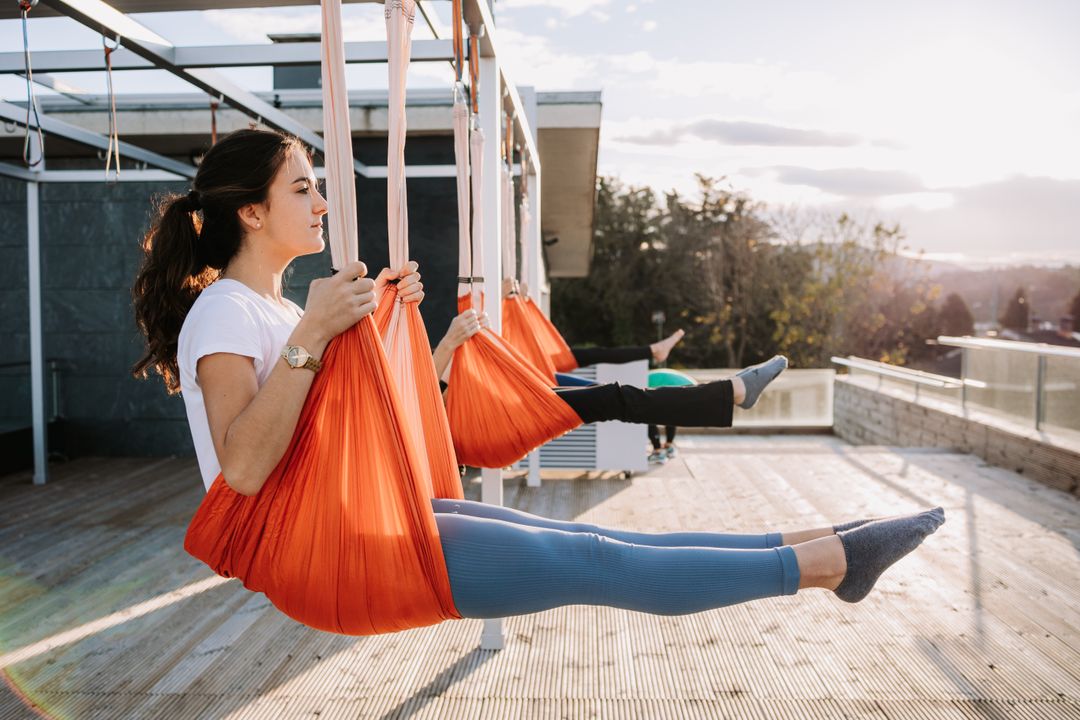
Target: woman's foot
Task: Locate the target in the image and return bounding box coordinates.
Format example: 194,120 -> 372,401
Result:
735,355 -> 787,409
833,507 -> 945,603
647,449 -> 668,465
650,329 -> 685,363
663,443 -> 677,459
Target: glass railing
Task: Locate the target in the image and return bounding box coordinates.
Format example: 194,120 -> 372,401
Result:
685,368 -> 835,427
939,336 -> 1080,436
834,338 -> 1080,438
832,356 -> 963,410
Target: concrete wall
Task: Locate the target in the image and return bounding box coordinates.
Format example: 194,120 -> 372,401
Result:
834,376 -> 1080,497
1,169 -> 460,461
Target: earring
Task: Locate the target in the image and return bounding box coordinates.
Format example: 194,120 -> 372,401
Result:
256,222 -> 262,229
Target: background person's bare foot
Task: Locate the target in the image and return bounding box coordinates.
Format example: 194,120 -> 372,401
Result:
650,329 -> 685,363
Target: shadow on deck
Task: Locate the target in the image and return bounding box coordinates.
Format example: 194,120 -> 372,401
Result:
2,435 -> 1078,719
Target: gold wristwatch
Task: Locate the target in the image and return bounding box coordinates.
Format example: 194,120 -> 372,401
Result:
281,345 -> 322,373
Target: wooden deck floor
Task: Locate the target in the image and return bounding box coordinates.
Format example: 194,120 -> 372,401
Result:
2,435 -> 1079,720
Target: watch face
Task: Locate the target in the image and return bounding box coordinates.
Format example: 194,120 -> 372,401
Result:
286,347 -> 310,366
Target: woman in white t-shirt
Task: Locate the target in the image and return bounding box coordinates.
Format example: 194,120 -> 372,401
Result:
131,129 -> 943,620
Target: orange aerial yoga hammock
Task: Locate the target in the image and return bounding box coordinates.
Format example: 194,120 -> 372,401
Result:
373,0 -> 462,500
443,44 -> 580,468
497,122 -> 558,383
183,0 -> 459,635
448,295 -> 580,469
521,294 -> 578,372
496,137 -> 577,375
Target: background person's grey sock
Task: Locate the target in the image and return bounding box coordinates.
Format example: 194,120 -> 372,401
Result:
834,507 -> 945,603
736,355 -> 788,409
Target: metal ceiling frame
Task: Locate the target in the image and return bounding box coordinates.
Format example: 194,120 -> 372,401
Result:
0,39 -> 455,73
0,99 -> 196,177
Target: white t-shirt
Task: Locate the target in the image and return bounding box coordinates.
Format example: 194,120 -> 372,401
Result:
177,279 -> 303,490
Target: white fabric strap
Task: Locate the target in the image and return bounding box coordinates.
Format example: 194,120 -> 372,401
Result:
468,121 -> 486,307
453,96 -> 473,295
320,0 -> 359,268
385,0 -> 415,269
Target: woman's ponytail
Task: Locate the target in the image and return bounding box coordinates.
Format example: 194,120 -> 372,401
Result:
131,192 -> 217,393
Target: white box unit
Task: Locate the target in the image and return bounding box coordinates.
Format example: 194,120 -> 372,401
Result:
516,360 -> 649,478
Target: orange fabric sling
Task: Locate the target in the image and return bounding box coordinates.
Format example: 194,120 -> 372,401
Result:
501,292 -> 558,382
522,295 -> 578,372
448,295 -> 581,468
444,40 -> 580,468
375,0 -> 462,500
497,136 -> 559,382
496,133 -> 576,376
183,0 -> 459,635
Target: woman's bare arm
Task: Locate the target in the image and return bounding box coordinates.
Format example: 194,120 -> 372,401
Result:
432,309 -> 485,380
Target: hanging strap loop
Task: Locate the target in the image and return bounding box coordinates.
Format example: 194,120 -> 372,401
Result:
103,34 -> 121,182
19,0 -> 44,168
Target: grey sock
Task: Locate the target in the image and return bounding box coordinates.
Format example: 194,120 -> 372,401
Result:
832,517 -> 878,534
834,507 -> 945,603
736,355 -> 788,409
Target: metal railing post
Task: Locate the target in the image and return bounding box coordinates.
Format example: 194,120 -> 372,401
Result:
1035,355 -> 1046,430
960,348 -> 968,413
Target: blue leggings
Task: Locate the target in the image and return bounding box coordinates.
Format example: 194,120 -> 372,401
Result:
432,499 -> 800,619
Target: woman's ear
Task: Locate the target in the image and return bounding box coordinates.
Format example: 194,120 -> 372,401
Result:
237,203 -> 264,232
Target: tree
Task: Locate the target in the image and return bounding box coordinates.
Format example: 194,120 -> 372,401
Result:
1000,287 -> 1029,332
1069,288 -> 1080,330
555,176 -> 947,369
939,293 -> 975,336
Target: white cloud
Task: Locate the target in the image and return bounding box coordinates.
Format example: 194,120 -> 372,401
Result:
493,28 -> 600,89
498,0 -> 611,18
626,4 -> 638,13
876,192 -> 955,212
642,20 -> 657,32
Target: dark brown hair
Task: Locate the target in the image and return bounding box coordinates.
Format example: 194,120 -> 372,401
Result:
131,128 -> 305,393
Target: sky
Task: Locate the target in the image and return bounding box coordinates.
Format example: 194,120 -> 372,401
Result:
2,0 -> 1078,266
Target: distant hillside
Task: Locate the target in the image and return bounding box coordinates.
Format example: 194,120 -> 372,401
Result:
923,264 -> 1080,324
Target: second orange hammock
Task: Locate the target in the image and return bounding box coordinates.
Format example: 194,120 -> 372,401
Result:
447,295 -> 581,468
446,65 -> 580,468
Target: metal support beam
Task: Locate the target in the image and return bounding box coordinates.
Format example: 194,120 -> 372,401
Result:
477,52 -> 505,653
38,0 -> 366,175
0,100 -> 196,178
0,164 -> 466,183
0,163 -> 39,182
20,73 -> 96,104
463,0 -> 541,177
0,40 -> 454,74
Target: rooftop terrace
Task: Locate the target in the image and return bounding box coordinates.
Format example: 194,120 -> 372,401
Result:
2,434 -> 1079,719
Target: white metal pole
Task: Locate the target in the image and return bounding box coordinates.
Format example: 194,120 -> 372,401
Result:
477,52 -> 505,651
27,133 -> 47,485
